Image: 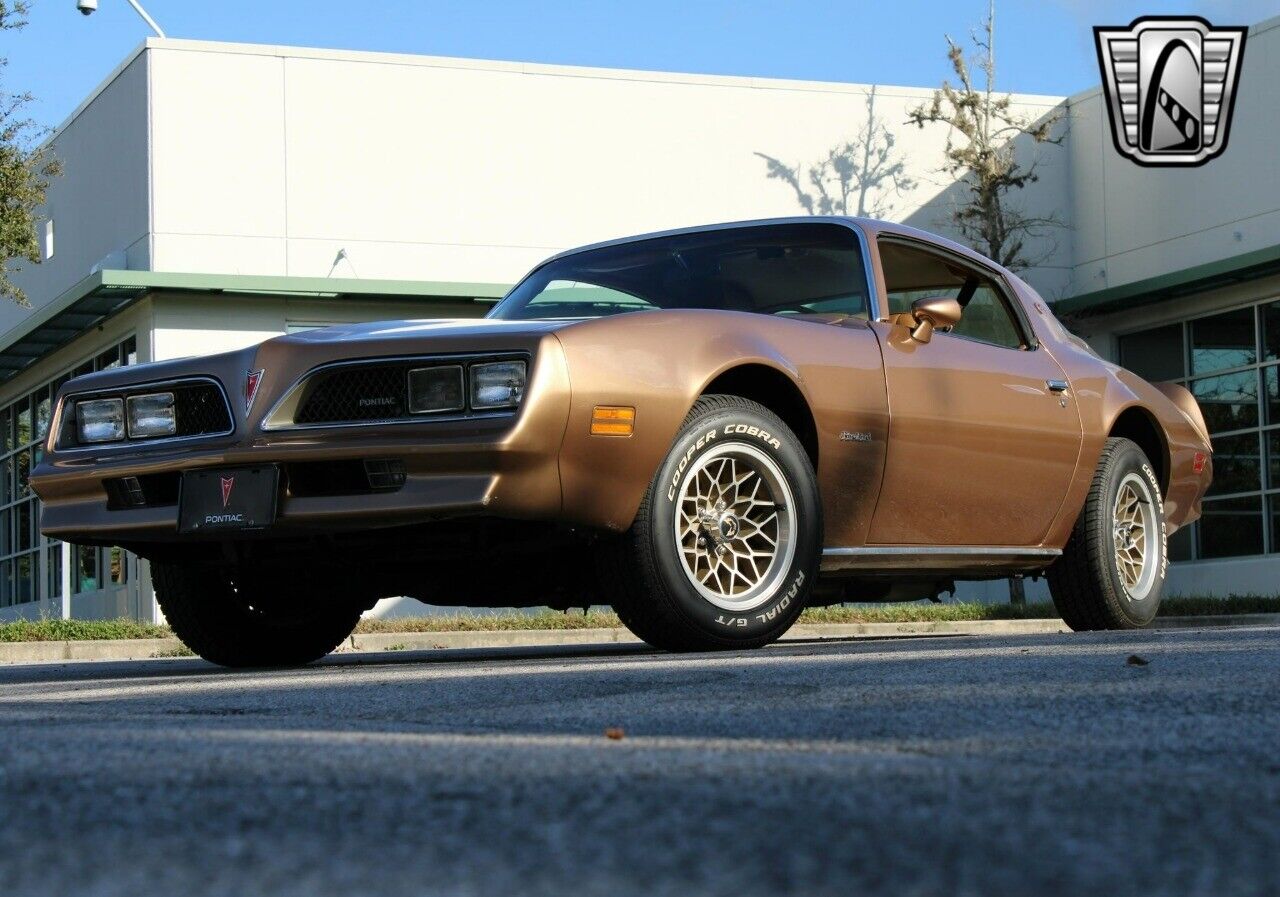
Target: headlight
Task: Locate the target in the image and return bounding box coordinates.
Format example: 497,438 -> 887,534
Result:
408,365 -> 465,414
126,392 -> 177,438
76,398 -> 125,443
470,361 -> 526,409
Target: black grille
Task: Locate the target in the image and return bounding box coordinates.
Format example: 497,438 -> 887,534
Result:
172,382 -> 233,437
104,473 -> 181,509
295,365 -> 412,424
59,379 -> 234,448
286,459 -> 406,497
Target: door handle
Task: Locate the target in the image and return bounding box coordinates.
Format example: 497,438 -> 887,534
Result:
1046,379 -> 1070,393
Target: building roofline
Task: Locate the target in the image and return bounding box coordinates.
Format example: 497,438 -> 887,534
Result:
141,37 -> 1068,105
0,270 -> 509,384
1054,242 -> 1280,319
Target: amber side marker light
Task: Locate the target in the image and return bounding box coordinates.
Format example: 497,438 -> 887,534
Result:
591,406 -> 636,437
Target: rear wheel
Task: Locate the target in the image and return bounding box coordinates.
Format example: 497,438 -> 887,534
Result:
607,394 -> 822,651
1048,437 -> 1167,630
153,562 -> 364,668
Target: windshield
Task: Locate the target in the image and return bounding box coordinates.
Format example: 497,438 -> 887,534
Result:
490,223 -> 870,321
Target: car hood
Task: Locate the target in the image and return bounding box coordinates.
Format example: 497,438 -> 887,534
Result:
274,317 -> 572,347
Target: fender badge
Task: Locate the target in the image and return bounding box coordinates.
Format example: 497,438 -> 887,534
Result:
839,431 -> 872,443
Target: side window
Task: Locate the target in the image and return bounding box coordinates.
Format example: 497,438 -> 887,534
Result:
950,285 -> 1023,349
878,240 -> 1026,349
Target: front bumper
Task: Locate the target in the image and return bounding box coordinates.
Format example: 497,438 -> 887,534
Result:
32,332 -> 572,545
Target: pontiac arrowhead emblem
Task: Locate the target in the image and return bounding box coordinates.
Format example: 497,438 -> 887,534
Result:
245,369 -> 265,414
220,476 -> 235,508
1095,16 -> 1247,167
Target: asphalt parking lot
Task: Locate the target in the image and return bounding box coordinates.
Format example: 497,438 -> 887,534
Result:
1,625 -> 1277,897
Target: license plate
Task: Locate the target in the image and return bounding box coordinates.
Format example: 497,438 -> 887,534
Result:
179,466 -> 279,533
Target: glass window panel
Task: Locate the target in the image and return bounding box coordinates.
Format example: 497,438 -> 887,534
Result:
1271,494 -> 1280,554
35,388 -> 50,440
1207,432 -> 1261,496
47,543 -> 62,600
109,547 -> 126,585
1190,306 -> 1256,375
1169,522 -> 1194,561
946,284 -> 1024,349
123,336 -> 137,366
1269,431 -> 1280,490
16,553 -> 33,604
1265,300 -> 1280,362
0,559 -> 10,607
0,506 -> 9,556
96,347 -> 120,371
16,448 -> 31,497
0,408 -> 10,453
1197,496 -> 1264,558
16,399 -> 31,446
74,544 -> 98,594
0,457 -> 11,505
16,501 -> 31,551
1267,366 -> 1280,426
1119,324 -> 1184,382
1192,371 -> 1259,433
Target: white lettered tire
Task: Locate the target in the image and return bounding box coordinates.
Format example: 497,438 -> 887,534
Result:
607,394 -> 822,651
1048,437 -> 1168,630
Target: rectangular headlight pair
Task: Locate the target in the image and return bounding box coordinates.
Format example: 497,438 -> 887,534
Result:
75,392 -> 176,444
406,361 -> 526,415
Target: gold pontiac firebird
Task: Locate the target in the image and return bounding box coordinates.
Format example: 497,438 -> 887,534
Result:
32,218 -> 1213,667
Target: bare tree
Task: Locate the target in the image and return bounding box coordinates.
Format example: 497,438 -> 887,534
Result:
756,87 -> 915,219
0,1 -> 61,306
906,2 -> 1063,270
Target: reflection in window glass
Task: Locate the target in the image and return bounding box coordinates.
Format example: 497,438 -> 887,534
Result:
1198,496 -> 1264,558
1190,306 -> 1256,375
1192,371 -> 1259,433
16,400 -> 30,445
16,554 -> 32,603
1270,431 -> 1280,490
1119,324 -> 1184,382
1267,366 -> 1279,426
1207,432 -> 1261,496
75,545 -> 98,593
36,388 -> 50,440
1272,495 -> 1280,554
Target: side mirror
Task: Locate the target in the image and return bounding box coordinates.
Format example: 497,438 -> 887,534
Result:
908,296 -> 963,343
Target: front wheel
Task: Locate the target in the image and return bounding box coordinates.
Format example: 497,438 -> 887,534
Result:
607,394 -> 822,651
1048,437 -> 1168,630
153,562 -> 364,668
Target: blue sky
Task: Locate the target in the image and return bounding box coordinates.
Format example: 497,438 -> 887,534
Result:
4,0 -> 1277,130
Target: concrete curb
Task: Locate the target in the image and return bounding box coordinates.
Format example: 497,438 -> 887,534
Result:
2,613 -> 1277,665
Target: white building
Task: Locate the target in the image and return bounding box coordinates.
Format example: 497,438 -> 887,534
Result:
3,17 -> 1277,620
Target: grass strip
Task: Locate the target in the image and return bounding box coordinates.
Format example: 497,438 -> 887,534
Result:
2,595 -> 1277,643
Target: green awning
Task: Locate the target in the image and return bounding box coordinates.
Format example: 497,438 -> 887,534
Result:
1054,243 -> 1280,320
0,270 -> 511,383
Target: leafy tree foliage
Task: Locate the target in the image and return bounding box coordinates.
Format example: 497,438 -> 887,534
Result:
906,7 -> 1063,271
0,1 -> 60,305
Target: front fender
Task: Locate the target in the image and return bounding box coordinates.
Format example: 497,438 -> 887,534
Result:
552,311 -> 889,543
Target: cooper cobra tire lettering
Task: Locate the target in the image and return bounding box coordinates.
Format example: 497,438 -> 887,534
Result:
1141,462 -> 1169,580
723,423 -> 782,449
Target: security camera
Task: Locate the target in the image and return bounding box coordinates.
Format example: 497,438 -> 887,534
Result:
77,0 -> 98,16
